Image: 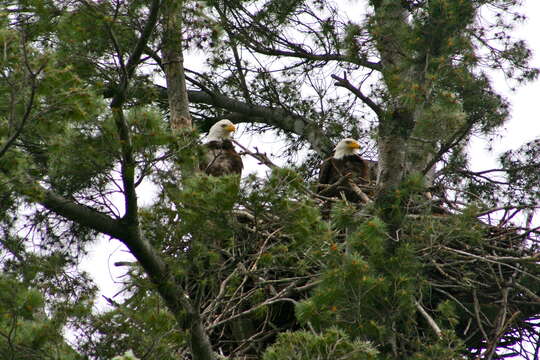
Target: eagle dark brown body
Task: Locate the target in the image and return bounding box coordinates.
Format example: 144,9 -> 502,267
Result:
201,139 -> 243,177
317,154 -> 370,203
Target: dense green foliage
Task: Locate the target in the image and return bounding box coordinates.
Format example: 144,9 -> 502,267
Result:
1,1 -> 539,359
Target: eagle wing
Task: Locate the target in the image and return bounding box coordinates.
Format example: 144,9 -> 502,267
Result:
318,157 -> 335,185
202,140 -> 243,176
317,155 -> 370,201
348,154 -> 370,184
317,157 -> 342,195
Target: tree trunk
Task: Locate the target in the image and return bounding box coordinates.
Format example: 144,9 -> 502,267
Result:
161,0 -> 192,132
372,1 -> 436,190
160,2 -> 215,359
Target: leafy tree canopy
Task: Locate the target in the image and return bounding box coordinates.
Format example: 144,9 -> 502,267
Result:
1,0 -> 539,359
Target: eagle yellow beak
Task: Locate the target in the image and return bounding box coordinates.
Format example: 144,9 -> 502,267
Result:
226,124 -> 236,132
348,141 -> 361,149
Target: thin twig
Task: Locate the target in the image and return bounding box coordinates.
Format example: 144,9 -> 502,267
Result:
331,73 -> 384,117
415,300 -> 442,338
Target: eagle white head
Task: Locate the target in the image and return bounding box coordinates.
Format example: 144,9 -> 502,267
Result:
333,138 -> 361,159
207,119 -> 236,142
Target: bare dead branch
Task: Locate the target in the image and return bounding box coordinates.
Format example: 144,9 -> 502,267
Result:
415,300 -> 442,338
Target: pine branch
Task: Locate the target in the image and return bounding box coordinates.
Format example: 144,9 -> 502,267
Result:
220,4 -> 381,71
184,89 -> 332,156
0,34 -> 45,159
331,73 -> 384,118
32,181 -> 213,360
415,300 -> 442,338
40,188 -> 127,239
422,119 -> 474,176
108,0 -> 161,223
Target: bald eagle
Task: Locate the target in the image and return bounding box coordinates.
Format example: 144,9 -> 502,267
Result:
201,119 -> 243,176
317,138 -> 370,203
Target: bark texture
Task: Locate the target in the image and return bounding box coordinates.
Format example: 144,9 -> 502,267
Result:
372,1 -> 435,191
162,0 -> 192,132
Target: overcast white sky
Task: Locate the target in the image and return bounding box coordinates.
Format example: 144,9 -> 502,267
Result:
80,2 -> 540,317
470,2 -> 540,166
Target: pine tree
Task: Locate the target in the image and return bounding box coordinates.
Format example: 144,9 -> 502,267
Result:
1,1 -> 539,359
